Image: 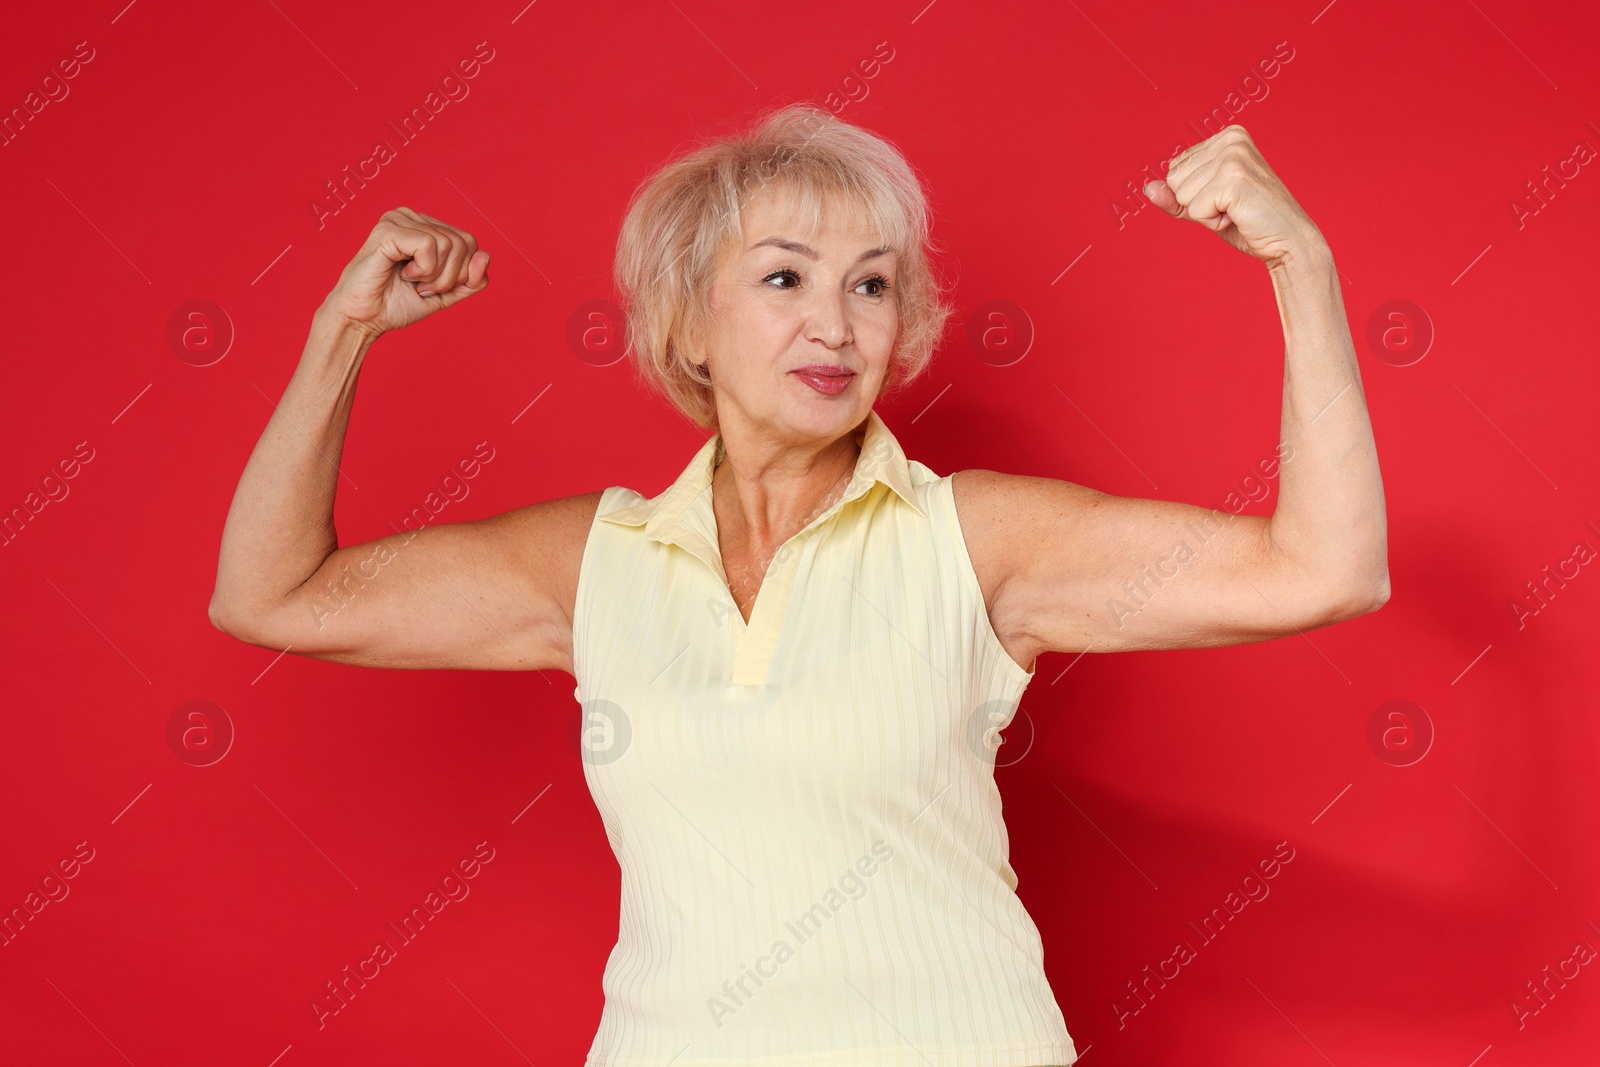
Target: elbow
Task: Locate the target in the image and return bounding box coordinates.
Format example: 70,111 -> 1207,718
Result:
1335,570 -> 1390,619
1369,570 -> 1391,611
210,592 -> 306,650
1362,559 -> 1392,613
208,594 -> 255,638
208,595 -> 236,635
1299,567 -> 1388,626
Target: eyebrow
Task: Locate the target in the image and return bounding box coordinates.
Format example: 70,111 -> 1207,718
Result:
745,237 -> 896,265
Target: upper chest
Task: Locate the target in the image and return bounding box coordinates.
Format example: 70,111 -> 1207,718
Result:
586,484 -> 953,690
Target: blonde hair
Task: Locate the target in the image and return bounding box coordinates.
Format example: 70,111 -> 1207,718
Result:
611,103 -> 954,429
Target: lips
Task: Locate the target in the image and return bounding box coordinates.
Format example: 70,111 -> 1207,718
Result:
790,365 -> 856,396
790,364 -> 856,377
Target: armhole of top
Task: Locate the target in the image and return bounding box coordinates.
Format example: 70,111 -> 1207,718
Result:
571,485 -> 634,702
936,472 -> 1038,688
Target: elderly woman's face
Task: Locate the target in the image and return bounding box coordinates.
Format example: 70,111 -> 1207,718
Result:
697,186 -> 898,438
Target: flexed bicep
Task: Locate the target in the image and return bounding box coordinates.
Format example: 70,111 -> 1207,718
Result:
952,468 -> 1380,657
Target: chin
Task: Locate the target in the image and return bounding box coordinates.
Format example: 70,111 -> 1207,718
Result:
781,392 -> 867,436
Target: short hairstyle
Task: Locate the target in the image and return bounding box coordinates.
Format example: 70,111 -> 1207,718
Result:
611,103 -> 955,429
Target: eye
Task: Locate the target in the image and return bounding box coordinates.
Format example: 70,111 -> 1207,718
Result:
857,273 -> 892,298
760,268 -> 894,298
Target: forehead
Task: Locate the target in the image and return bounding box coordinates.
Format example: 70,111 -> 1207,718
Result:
738,182 -> 886,251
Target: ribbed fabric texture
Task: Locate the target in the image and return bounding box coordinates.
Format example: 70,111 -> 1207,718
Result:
571,410 -> 1077,1067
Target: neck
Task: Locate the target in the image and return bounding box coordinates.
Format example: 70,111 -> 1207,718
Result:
711,417 -> 866,547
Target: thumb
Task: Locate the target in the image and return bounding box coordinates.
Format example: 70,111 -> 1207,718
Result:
1143,179 -> 1182,217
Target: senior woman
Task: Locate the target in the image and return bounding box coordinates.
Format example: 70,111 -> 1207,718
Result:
210,105 -> 1387,1066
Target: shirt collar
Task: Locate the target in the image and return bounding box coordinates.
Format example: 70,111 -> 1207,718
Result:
599,409 -> 926,540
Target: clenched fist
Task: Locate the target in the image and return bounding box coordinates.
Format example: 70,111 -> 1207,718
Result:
1142,126 -> 1328,271
320,207 -> 490,337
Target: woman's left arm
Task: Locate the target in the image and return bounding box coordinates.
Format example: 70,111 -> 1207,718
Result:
959,125 -> 1389,661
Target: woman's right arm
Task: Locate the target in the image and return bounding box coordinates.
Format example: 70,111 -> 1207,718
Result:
207,207 -> 598,675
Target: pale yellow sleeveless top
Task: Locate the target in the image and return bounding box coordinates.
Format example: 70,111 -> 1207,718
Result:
572,409 -> 1078,1067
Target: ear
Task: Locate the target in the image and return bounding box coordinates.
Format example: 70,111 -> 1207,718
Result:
683,313 -> 718,375
672,321 -> 702,372
688,338 -> 710,374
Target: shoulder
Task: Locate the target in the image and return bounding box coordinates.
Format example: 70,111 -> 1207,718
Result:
950,468 -> 1106,551
947,469 -> 1023,601
497,488 -> 609,544
947,467 -> 1106,635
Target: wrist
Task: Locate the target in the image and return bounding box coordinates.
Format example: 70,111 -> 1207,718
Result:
1266,238 -> 1336,285
313,301 -> 385,347
306,306 -> 381,373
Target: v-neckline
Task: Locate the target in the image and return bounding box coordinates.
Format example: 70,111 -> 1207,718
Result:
710,446 -> 862,637
711,475 -> 874,651
718,520 -> 802,637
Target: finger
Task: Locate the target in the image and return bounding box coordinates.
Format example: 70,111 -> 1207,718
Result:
407,208 -> 451,230
1147,156 -> 1221,229
1174,170 -> 1239,232
398,210 -> 476,258
423,231 -> 469,294
1142,178 -> 1182,217
444,228 -> 480,289
466,248 -> 489,289
385,209 -> 451,283
430,249 -> 491,308
1164,152 -> 1220,215
1165,148 -> 1227,204
440,226 -> 479,290
386,226 -> 442,281
1165,126 -> 1245,187
379,208 -> 483,295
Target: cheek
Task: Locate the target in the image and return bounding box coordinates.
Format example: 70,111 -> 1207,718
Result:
861,308 -> 899,351
737,309 -> 797,356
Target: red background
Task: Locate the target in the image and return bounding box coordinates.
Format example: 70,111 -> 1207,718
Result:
3,0 -> 1598,1064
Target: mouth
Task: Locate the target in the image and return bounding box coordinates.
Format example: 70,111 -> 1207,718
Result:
790,364 -> 856,377
789,364 -> 857,396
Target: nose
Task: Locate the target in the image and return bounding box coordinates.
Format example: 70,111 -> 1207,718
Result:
803,285 -> 852,349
